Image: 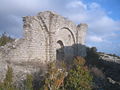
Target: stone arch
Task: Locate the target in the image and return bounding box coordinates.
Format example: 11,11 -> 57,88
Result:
57,40 -> 64,48
56,27 -> 76,46
61,27 -> 76,44
56,27 -> 75,61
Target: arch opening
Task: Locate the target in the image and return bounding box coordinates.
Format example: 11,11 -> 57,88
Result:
56,40 -> 64,61
57,40 -> 64,48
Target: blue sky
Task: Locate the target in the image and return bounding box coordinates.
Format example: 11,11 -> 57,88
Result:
0,0 -> 120,55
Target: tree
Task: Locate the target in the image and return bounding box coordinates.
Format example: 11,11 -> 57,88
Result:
64,57 -> 93,90
2,66 -> 14,90
43,61 -> 67,90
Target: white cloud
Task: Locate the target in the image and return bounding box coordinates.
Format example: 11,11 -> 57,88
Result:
66,1 -> 87,9
89,16 -> 120,34
87,36 -> 104,42
0,0 -> 119,55
0,0 -> 53,16
0,0 -> 53,37
65,0 -> 120,55
65,1 -> 120,40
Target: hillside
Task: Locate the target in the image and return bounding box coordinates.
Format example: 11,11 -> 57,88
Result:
0,34 -> 120,89
86,47 -> 120,90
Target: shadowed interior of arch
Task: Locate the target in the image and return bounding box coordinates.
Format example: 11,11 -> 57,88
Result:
56,40 -> 65,61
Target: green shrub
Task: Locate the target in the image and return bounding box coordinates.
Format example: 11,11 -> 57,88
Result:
64,57 -> 93,90
0,58 -> 93,90
0,66 -> 15,90
43,61 -> 67,90
0,33 -> 14,46
25,74 -> 33,90
0,83 -> 4,90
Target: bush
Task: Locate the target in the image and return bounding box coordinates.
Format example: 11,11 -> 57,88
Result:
0,58 -> 93,90
0,66 -> 15,90
91,67 -> 105,79
64,57 -> 93,90
91,47 -> 97,53
0,67 -> 34,90
24,74 -> 33,90
0,33 -> 14,46
43,61 -> 67,90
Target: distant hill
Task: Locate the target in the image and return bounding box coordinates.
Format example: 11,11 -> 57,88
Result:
86,47 -> 120,89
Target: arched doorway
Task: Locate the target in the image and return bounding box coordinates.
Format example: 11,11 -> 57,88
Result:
56,40 -> 64,61
56,27 -> 75,61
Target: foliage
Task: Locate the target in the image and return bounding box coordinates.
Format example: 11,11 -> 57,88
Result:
86,47 -> 101,67
0,66 -> 15,90
0,32 -> 14,46
64,56 -> 93,90
0,68 -> 34,90
0,83 -> 4,90
0,58 -> 93,90
24,74 -> 33,90
43,61 -> 67,90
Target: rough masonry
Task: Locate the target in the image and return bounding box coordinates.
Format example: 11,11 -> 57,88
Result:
0,11 -> 88,82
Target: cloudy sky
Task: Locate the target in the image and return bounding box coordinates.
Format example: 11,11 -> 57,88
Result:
0,0 -> 120,55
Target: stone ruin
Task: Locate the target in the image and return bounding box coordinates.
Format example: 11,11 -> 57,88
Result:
0,11 -> 88,82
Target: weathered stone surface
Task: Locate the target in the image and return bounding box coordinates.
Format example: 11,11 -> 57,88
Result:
0,11 -> 88,82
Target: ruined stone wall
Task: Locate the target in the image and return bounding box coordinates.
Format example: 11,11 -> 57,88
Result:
22,11 -> 87,62
0,11 -> 88,82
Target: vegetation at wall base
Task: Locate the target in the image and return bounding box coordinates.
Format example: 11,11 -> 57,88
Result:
0,66 -> 15,90
0,57 -> 93,90
64,57 -> 93,90
24,74 -> 33,90
42,61 -> 67,90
